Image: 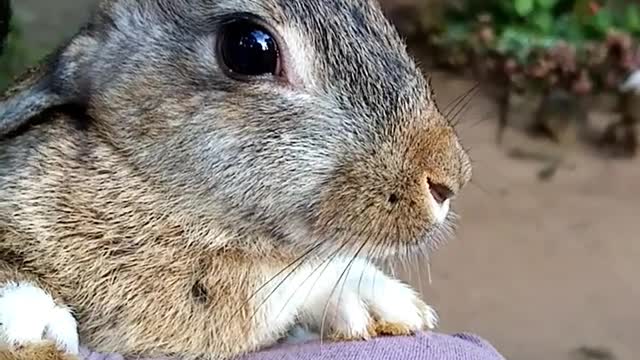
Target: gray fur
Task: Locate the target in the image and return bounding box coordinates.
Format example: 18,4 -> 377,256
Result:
0,0 -> 472,358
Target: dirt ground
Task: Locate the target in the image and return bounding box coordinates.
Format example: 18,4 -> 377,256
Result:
11,2 -> 640,360
402,72 -> 640,360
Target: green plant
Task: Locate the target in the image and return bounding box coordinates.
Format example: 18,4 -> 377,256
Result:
417,0 -> 640,95
0,13 -> 34,91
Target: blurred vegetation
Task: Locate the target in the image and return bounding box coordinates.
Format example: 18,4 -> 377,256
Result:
400,0 -> 640,95
387,0 -> 639,159
0,2 -> 38,91
1,21 -> 29,90
445,0 -> 640,52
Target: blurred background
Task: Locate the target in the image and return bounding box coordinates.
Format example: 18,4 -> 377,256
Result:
1,1 -> 639,360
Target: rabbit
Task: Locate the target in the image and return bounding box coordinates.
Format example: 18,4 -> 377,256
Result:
0,0 -> 472,359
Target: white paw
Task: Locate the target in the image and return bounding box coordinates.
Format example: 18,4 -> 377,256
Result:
265,258 -> 436,341
0,282 -> 79,354
364,274 -> 439,331
304,288 -> 373,339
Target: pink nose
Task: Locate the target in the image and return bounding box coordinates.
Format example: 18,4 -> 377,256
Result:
428,179 -> 453,204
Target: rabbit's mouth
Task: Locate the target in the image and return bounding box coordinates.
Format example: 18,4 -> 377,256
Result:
304,192 -> 459,261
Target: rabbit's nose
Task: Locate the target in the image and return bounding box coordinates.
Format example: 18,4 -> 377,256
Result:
427,179 -> 453,205
426,178 -> 453,223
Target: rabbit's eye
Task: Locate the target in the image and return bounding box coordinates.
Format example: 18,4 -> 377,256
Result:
218,20 -> 280,78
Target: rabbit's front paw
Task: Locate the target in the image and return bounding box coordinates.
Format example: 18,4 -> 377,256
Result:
0,282 -> 79,354
299,259 -> 436,341
366,287 -> 438,337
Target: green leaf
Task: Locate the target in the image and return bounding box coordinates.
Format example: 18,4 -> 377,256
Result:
444,21 -> 472,42
589,8 -> 614,36
625,4 -> 640,32
515,0 -> 535,17
537,0 -> 558,11
496,26 -> 534,60
573,0 -> 593,24
0,16 -> 34,91
532,11 -> 554,33
496,1 -> 517,18
551,13 -> 582,41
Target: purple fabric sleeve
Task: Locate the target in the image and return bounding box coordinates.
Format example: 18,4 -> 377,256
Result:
79,332 -> 505,360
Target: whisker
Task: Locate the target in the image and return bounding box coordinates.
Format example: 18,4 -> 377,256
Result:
443,82 -> 479,117
228,240 -> 327,322
362,229 -> 393,321
255,214 -> 377,341
271,239 -> 353,324
316,214 -> 379,344
444,83 -> 480,121
319,237 -> 372,345
331,256 -> 356,337
411,249 -> 426,298
328,215 -> 386,333
467,110 -> 495,129
451,91 -> 478,127
361,236 -> 386,294
470,177 -> 504,199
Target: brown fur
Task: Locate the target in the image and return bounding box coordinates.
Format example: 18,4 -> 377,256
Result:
0,343 -> 76,360
0,0 -> 471,359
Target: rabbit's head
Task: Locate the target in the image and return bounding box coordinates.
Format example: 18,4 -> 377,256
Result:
0,0 -> 471,259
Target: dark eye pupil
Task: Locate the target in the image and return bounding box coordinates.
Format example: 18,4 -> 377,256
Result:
219,20 -> 279,77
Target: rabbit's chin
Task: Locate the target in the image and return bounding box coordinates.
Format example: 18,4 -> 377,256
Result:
297,213 -> 457,263
369,223 -> 456,262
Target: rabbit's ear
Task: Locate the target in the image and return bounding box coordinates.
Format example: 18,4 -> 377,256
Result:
0,33 -> 97,137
